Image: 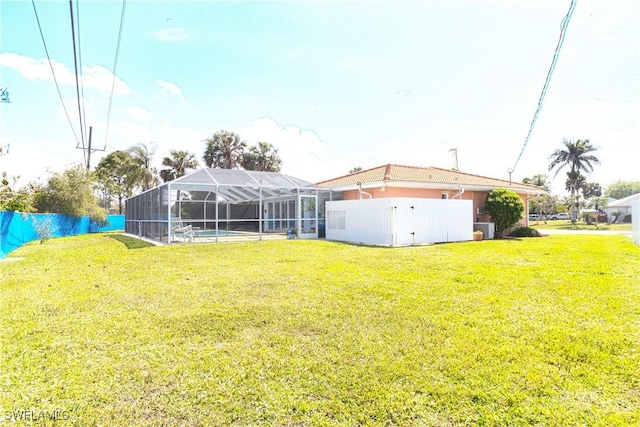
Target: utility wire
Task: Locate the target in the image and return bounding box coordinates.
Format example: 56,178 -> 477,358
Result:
69,0 -> 87,164
75,0 -> 89,145
31,0 -> 81,147
511,0 -> 577,173
104,0 -> 127,150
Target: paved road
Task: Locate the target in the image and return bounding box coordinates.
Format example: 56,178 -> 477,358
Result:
537,228 -> 632,236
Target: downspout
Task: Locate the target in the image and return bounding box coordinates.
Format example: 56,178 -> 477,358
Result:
452,188 -> 465,199
358,182 -> 373,200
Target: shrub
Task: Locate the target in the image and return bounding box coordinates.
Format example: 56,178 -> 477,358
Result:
508,226 -> 541,238
30,215 -> 55,244
485,188 -> 525,238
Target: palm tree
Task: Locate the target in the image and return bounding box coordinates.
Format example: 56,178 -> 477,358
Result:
203,130 -> 247,169
242,142 -> 282,172
128,142 -> 158,191
548,138 -> 600,224
160,150 -> 198,182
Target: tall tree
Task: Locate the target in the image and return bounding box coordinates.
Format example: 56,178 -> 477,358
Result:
95,151 -> 141,214
548,138 -> 600,224
128,142 -> 158,191
242,142 -> 282,172
522,174 -> 550,193
203,130 -> 247,169
160,150 -> 198,182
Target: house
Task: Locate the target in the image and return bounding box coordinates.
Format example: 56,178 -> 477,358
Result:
316,164 -> 543,245
604,193 -> 640,222
318,164 -> 542,221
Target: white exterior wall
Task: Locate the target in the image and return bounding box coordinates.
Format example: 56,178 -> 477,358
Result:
326,198 -> 473,246
633,200 -> 639,246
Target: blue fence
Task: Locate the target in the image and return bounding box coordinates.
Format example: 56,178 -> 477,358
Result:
0,211 -> 125,259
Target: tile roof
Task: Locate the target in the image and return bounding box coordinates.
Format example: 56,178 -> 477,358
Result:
317,164 -> 543,193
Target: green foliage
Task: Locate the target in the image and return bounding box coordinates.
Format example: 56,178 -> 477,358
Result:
349,166 -> 363,174
581,182 -> 602,199
160,150 -> 198,182
528,193 -> 557,218
128,143 -> 158,191
507,226 -> 541,237
522,174 -> 550,192
203,130 -> 247,169
242,142 -> 282,172
95,151 -> 142,214
0,172 -> 35,212
485,188 -> 525,238
87,204 -> 108,227
32,165 -> 103,218
2,234 -> 639,425
580,211 -> 595,222
549,138 -> 600,223
605,180 -> 640,200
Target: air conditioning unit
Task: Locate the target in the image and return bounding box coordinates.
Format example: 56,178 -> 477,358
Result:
476,207 -> 486,214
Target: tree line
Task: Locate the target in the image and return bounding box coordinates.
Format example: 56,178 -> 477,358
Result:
525,138 -> 639,226
0,130 -> 282,217
1,136 -> 639,222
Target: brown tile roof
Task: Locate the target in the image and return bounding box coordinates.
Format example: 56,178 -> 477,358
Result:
317,164 -> 543,193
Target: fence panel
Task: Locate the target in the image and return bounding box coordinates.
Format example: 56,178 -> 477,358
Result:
0,212 -> 124,258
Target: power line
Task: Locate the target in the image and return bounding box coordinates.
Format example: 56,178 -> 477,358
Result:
30,0 -> 81,147
104,0 -> 127,150
69,0 -> 87,164
75,0 -> 89,144
511,0 -> 577,173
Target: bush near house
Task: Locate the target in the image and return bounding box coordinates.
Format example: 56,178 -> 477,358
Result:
485,188 -> 525,238
507,226 -> 542,237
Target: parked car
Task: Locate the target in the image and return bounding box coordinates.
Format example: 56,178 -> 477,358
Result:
528,214 -> 541,221
548,212 -> 571,220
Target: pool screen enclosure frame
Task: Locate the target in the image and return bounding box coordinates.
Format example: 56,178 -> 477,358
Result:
125,168 -> 328,243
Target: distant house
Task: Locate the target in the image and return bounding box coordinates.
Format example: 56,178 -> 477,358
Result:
318,164 -> 543,224
604,193 -> 640,221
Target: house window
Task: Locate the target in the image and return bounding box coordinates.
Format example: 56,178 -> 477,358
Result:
441,193 -> 448,200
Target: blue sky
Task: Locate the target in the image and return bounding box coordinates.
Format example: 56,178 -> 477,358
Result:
1,0 -> 638,195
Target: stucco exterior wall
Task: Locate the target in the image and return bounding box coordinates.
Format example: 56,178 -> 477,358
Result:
340,187 -> 529,225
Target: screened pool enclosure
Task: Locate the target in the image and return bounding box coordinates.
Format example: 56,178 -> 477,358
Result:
125,169 -> 329,244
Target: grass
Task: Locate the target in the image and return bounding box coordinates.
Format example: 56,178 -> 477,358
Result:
530,220 -> 632,231
1,233 -> 639,426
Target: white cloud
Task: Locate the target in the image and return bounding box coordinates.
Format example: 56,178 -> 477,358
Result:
155,80 -> 183,97
153,27 -> 188,42
396,89 -> 412,101
153,80 -> 188,105
239,117 -> 348,182
0,52 -> 130,94
128,106 -> 153,123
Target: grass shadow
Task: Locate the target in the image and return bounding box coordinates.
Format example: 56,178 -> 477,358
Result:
105,234 -> 154,249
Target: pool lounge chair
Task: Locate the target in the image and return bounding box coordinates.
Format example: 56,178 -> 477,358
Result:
171,218 -> 195,243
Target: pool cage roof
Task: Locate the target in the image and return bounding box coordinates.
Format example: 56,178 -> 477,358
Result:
166,168 -> 324,202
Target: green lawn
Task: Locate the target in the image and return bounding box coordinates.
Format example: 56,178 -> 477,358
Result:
1,234 -> 639,426
530,220 -> 632,231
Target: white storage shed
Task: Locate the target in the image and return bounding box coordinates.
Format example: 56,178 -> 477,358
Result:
325,198 -> 473,246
